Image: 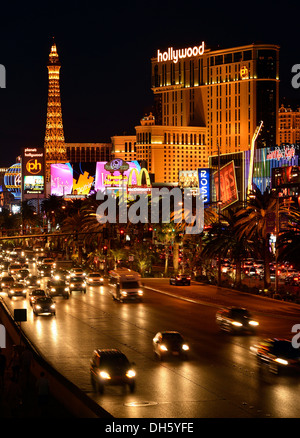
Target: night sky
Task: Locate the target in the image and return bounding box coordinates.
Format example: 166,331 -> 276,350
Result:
0,0 -> 300,167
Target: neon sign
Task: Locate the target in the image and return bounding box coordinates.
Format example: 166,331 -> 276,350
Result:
266,145 -> 296,161
157,42 -> 205,64
198,168 -> 211,204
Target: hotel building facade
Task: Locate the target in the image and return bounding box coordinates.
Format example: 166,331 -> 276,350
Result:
113,42 -> 280,184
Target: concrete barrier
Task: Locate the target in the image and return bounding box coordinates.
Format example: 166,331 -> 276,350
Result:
0,297 -> 113,418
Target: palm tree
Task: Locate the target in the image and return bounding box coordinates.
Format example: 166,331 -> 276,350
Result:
277,207 -> 300,269
41,195 -> 64,231
234,187 -> 293,289
202,208 -> 253,286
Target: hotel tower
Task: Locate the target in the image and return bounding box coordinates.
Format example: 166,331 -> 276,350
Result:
113,42 -> 280,184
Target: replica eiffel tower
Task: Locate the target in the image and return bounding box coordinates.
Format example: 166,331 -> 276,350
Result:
44,39 -> 66,185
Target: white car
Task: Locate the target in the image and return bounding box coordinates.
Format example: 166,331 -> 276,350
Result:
86,272 -> 104,286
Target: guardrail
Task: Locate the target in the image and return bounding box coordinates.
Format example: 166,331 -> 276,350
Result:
0,297 -> 113,418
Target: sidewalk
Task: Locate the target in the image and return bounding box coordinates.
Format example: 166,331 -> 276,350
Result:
0,339 -> 73,418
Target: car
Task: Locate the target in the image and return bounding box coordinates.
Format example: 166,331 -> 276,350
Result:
169,274 -> 191,285
37,263 -> 52,277
86,272 -> 104,286
15,269 -> 30,281
25,275 -> 39,289
68,276 -> 86,293
50,268 -> 69,280
68,268 -> 86,278
285,274 -> 300,286
8,263 -> 22,276
7,282 -> 27,299
153,331 -> 189,360
216,307 -> 259,334
90,349 -> 136,394
0,275 -> 14,290
32,296 -> 56,316
251,338 -> 300,374
28,288 -> 47,306
46,278 -> 70,299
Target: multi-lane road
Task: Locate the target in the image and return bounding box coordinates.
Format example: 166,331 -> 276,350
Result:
1,269 -> 300,418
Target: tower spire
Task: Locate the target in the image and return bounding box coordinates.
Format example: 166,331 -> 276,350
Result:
44,39 -> 66,184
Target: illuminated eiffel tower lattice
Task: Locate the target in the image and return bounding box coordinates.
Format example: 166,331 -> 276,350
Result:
44,40 -> 66,182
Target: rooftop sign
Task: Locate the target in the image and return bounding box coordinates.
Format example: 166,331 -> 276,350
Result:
157,42 -> 205,64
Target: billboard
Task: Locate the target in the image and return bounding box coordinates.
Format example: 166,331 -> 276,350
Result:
94,160 -> 141,192
51,161 -> 143,197
198,168 -> 211,204
22,148 -> 45,198
51,163 -> 73,196
213,161 -> 238,209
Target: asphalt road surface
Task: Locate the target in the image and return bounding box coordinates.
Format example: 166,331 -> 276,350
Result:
1,274 -> 300,418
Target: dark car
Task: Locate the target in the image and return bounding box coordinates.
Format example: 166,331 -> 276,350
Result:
50,269 -> 69,281
0,275 -> 14,290
15,269 -> 30,281
68,276 -> 86,293
90,349 -> 136,394
251,338 -> 300,374
153,331 -> 189,360
7,282 -> 27,299
216,307 -> 259,334
169,274 -> 191,286
47,278 -> 70,299
28,288 -> 47,306
32,296 -> 56,316
25,275 -> 39,289
285,274 -> 300,286
37,263 -> 52,277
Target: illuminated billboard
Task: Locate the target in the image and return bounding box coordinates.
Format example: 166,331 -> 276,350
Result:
179,170 -> 199,189
198,168 -> 211,204
22,147 -> 45,198
51,163 -> 73,196
213,161 -> 238,209
94,160 -> 141,192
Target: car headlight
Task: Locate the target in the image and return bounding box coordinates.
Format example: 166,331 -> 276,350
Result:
138,289 -> 143,296
10,290 -> 14,293
160,344 -> 168,351
126,369 -> 136,378
35,305 -> 41,309
54,275 -> 60,280
51,288 -> 56,292
275,358 -> 289,366
70,283 -> 74,287
249,320 -> 259,326
182,344 -> 189,351
121,290 -> 127,296
82,283 -> 86,287
99,371 -> 111,380
50,304 -> 55,309
22,290 -> 26,293
232,321 -> 243,327
64,287 -> 69,291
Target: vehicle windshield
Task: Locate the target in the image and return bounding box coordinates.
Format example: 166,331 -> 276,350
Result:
231,309 -> 251,319
51,280 -> 65,286
162,333 -> 183,343
90,274 -> 100,278
273,341 -> 300,359
100,355 -> 129,369
122,281 -> 139,289
36,297 -> 52,304
71,277 -> 83,281
32,290 -> 45,296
